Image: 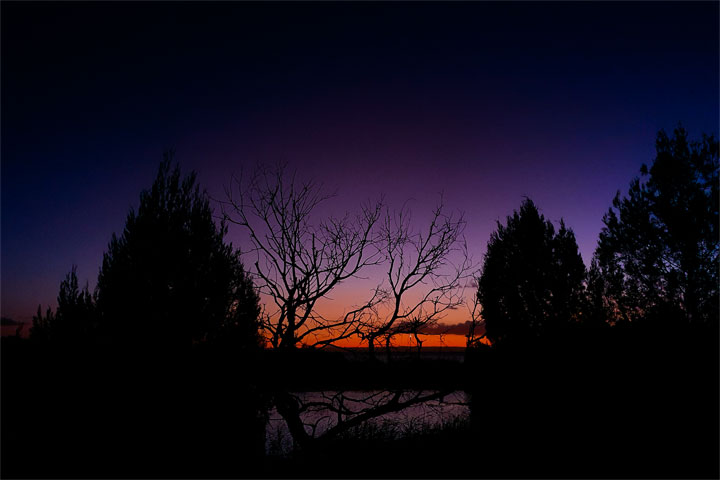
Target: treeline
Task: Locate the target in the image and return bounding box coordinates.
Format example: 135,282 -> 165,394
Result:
21,127 -> 718,352
2,127 -> 718,478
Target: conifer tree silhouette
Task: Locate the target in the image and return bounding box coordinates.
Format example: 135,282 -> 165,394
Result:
96,152 -> 261,351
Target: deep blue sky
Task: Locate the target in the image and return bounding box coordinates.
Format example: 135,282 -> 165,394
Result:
2,1 -> 718,322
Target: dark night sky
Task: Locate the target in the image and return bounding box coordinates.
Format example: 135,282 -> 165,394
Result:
2,1 -> 718,322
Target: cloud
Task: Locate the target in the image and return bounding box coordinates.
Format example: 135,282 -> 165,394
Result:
1,317 -> 19,326
420,320 -> 485,336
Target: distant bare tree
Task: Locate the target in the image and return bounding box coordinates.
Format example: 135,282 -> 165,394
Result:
222,164 -> 384,349
359,201 -> 474,359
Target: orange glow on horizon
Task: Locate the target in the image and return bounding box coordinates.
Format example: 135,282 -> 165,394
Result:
332,333 -> 468,349
259,287 -> 487,349
263,332 -> 491,349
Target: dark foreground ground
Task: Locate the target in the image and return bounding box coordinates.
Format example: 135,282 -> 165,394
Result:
2,322 -> 718,478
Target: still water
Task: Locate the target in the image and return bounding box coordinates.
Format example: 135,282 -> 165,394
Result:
266,390 -> 470,455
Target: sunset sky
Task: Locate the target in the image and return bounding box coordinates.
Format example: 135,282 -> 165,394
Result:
2,1 -> 718,341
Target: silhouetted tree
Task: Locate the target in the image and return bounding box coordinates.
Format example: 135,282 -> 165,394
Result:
96,153 -> 261,351
29,266 -> 96,343
225,166 -> 471,452
477,199 -> 586,345
595,127 -> 719,325
358,200 -> 473,358
223,163 -> 383,349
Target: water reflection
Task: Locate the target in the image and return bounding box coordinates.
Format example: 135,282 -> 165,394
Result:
266,390 -> 469,455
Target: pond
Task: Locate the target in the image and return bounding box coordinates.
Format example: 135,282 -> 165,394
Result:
266,390 -> 470,455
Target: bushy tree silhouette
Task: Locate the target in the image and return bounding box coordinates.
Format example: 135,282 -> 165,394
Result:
477,199 -> 586,345
96,152 -> 261,351
30,266 -> 96,343
595,127 -> 719,325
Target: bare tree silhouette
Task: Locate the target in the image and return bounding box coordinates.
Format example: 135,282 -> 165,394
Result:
223,167 -> 474,453
223,164 -> 384,349
359,200 -> 474,359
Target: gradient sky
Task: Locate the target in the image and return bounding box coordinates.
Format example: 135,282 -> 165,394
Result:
2,1 -> 718,326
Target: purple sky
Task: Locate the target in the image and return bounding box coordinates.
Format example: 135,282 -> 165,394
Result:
2,2 -> 718,322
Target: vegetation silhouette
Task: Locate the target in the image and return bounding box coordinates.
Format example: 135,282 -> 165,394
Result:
2,127 -> 718,479
2,153 -> 266,479
223,164 -> 476,456
477,198 -> 586,346
595,126 -> 719,326
467,128 -> 718,479
97,152 -> 262,352
223,162 -> 384,350
359,200 -> 473,360
30,265 -> 96,343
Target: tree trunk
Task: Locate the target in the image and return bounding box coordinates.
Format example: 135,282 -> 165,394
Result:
282,304 -> 296,348
385,336 -> 392,363
274,392 -> 311,451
